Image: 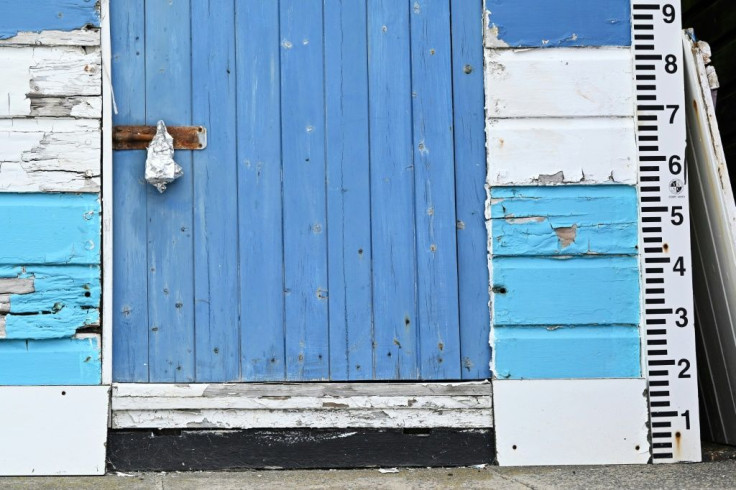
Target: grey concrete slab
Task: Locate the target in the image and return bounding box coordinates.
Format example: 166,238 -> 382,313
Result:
1,461 -> 735,489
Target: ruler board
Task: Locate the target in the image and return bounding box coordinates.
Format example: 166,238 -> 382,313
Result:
633,0 -> 702,463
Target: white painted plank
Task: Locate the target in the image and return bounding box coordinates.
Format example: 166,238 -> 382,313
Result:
484,47 -> 634,118
112,408 -> 492,429
493,379 -> 650,466
101,0 -> 113,386
487,117 -> 637,185
0,118 -> 100,192
113,381 -> 492,398
113,395 -> 491,411
0,386 -> 108,475
685,35 -> 736,445
0,46 -> 101,118
0,29 -> 100,47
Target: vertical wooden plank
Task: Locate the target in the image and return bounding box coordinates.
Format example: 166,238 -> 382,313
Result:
368,0 -> 418,379
324,0 -> 374,381
111,0 -> 148,382
410,0 -> 461,379
451,0 -> 491,379
280,1 -> 329,380
191,0 -> 239,381
236,1 -> 286,381
145,0 -> 195,382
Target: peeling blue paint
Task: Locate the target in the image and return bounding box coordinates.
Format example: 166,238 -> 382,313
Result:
0,266 -> 100,339
491,185 -> 638,256
493,256 -> 640,326
486,0 -> 631,47
494,325 -> 641,379
0,194 -> 100,266
0,337 -> 100,385
0,0 -> 100,39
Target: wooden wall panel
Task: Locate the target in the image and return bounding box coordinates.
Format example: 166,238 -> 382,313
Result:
485,0 -> 631,48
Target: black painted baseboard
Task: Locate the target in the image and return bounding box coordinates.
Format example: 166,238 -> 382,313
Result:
107,428 -> 495,471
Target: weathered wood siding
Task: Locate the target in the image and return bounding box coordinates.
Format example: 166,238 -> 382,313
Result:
485,0 -> 641,380
111,0 -> 490,383
0,1 -> 101,385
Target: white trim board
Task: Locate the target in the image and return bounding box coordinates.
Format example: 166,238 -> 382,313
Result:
111,382 -> 493,429
0,386 -> 109,476
493,378 -> 650,466
100,0 -> 114,386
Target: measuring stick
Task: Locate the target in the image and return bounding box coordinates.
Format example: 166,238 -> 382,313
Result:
633,0 -> 701,463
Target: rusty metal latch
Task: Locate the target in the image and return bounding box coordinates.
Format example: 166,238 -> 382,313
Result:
113,125 -> 207,150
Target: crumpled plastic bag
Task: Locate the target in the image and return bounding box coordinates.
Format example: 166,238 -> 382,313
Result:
145,120 -> 183,193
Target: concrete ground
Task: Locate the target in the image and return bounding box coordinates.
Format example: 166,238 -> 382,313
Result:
0,461 -> 734,489
3,444 -> 736,489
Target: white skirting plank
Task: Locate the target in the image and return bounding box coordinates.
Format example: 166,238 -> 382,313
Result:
0,386 -> 108,475
0,118 -> 100,192
112,382 -> 493,429
485,47 -> 634,118
487,117 -> 637,185
0,45 -> 101,118
493,379 -> 650,466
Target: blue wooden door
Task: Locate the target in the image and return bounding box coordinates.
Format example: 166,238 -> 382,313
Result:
111,0 -> 489,382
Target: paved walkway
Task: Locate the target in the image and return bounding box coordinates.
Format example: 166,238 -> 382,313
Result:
1,460 -> 735,489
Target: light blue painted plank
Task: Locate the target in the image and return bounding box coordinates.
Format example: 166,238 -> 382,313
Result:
494,325 -> 641,379
2,265 -> 100,313
0,0 -> 99,39
145,0 -> 194,382
2,265 -> 99,340
111,0 -> 148,382
368,0 -> 418,379
451,0 -> 491,380
191,0 -> 239,382
493,256 -> 640,325
280,1 -> 329,381
0,337 -> 100,385
235,1 -> 286,382
0,193 -> 99,265
491,186 -> 638,256
324,0 -> 374,381
410,0 -> 461,380
486,0 -> 631,48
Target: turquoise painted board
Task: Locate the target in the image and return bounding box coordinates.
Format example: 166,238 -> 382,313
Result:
494,326 -> 641,379
451,0 -> 491,379
493,256 -> 640,325
491,186 -> 638,256
0,337 -> 100,385
0,0 -> 99,39
486,0 -> 631,47
0,193 -> 99,265
112,0 -> 490,382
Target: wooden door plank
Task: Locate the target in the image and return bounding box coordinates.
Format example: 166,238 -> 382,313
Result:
111,0 -> 148,382
410,0 -> 461,379
235,2 -> 286,381
144,0 -> 195,382
191,0 -> 239,381
324,0 -> 374,381
368,0 -> 419,380
279,1 -> 330,380
450,0 -> 491,379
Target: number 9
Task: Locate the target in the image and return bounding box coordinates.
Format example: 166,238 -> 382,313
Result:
663,4 -> 676,23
